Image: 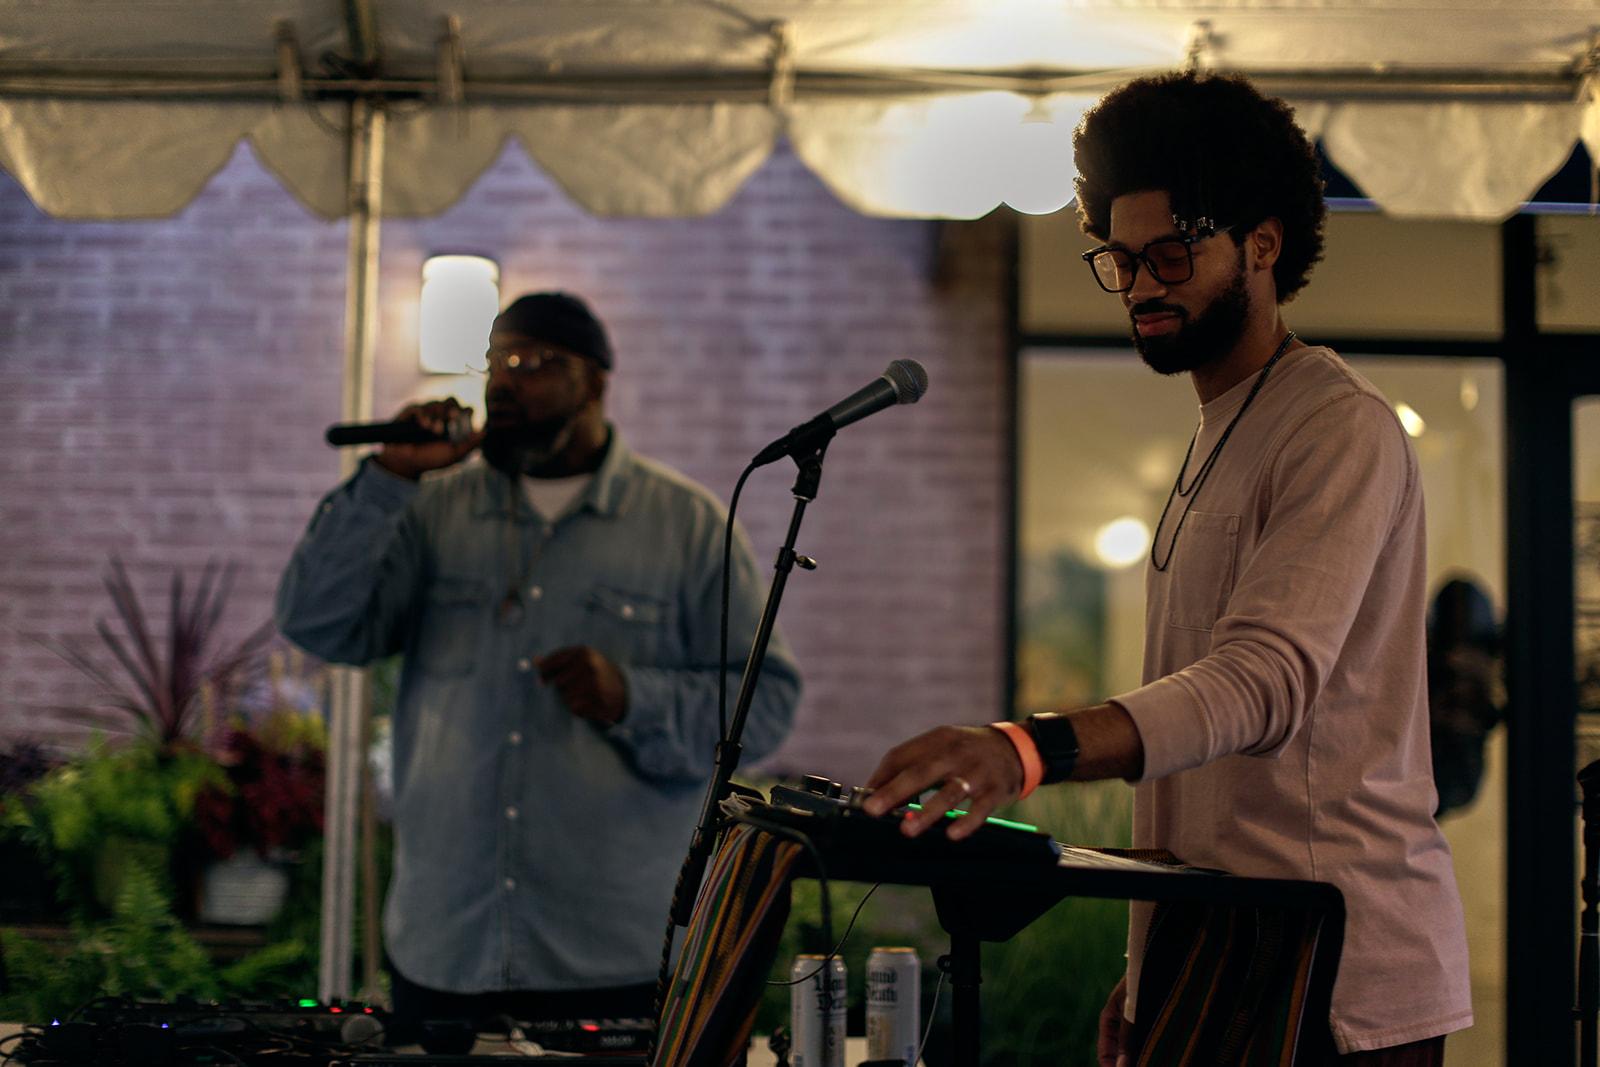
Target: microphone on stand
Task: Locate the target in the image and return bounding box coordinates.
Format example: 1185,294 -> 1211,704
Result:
654,358 -> 930,1043
752,359 -> 929,466
324,412 -> 474,447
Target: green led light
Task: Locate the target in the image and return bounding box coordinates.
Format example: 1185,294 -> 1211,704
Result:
298,999 -> 319,1008
904,803 -> 1038,834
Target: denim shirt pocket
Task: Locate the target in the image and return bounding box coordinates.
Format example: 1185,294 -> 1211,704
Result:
585,584 -> 670,662
415,575 -> 490,678
1165,510 -> 1240,632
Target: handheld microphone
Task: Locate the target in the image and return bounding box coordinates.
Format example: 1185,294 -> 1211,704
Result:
752,358 -> 929,466
324,413 -> 473,447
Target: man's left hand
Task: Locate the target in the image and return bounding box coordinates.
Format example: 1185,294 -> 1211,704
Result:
537,646 -> 628,725
861,725 -> 1024,840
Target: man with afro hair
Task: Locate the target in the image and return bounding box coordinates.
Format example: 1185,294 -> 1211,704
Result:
863,72 -> 1471,1064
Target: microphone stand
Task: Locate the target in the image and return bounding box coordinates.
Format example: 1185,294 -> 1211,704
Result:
1578,758 -> 1600,1067
662,434 -> 832,938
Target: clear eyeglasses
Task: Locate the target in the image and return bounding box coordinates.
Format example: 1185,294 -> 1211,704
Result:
471,344 -> 582,377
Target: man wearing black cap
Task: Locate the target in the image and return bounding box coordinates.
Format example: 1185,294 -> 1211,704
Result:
277,292 -> 801,1034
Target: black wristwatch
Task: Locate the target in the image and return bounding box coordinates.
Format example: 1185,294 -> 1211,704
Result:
1025,712 -> 1080,785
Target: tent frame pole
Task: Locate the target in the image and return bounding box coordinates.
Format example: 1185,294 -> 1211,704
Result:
320,92 -> 385,1005
0,63 -> 1588,105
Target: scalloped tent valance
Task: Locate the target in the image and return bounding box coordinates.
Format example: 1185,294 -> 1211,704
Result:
0,0 -> 1595,222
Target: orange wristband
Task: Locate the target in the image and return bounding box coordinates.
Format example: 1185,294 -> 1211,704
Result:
989,721 -> 1043,799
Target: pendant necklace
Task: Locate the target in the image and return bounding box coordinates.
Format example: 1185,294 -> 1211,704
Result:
1150,331 -> 1298,572
497,471 -> 533,627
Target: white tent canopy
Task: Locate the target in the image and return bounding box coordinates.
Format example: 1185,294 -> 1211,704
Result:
2,0 -> 1597,222
5,0 -> 1598,1002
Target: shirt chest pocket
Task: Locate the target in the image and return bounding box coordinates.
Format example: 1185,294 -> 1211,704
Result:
1165,511 -> 1240,632
584,584 -> 671,663
415,576 -> 490,678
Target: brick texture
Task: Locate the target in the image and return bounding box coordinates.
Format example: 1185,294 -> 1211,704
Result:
0,142 -> 1009,783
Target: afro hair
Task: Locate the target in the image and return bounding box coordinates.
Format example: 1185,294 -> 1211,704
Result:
1073,72 -> 1327,303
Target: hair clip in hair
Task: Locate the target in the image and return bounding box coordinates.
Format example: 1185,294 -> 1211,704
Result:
1172,213 -> 1217,237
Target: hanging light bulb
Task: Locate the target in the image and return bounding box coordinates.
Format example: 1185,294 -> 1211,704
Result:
1002,96 -> 1079,216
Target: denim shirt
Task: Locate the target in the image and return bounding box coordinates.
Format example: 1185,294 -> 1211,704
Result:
275,431 -> 801,992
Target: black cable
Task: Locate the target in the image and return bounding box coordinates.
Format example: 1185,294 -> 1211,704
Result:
913,967 -> 948,1066
768,882 -> 882,985
236,1018 -> 328,1056
66,994 -> 123,1021
202,1045 -> 250,1067
0,1031 -> 29,1067
719,461 -> 757,742
730,814 -> 832,973
645,458 -> 766,1060
728,814 -> 856,1034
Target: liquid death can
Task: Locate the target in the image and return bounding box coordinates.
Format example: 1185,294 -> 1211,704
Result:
866,946 -> 922,1066
790,953 -> 847,1067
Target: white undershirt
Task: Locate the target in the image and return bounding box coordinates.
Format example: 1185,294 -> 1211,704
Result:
518,472 -> 595,522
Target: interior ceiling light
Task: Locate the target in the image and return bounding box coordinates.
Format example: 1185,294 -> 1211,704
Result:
1094,516 -> 1151,569
1395,402 -> 1426,438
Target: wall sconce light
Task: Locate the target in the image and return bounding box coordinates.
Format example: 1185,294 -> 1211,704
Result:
419,254 -> 500,375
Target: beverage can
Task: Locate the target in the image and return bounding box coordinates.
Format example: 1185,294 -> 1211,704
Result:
790,953 -> 847,1067
866,946 -> 921,1066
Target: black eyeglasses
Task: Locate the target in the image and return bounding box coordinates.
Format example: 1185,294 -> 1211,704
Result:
1082,227 -> 1233,293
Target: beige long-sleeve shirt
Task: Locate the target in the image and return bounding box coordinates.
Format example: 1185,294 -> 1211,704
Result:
1113,346 -> 1472,1053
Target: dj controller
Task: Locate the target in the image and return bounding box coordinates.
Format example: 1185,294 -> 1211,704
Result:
1,996 -> 650,1065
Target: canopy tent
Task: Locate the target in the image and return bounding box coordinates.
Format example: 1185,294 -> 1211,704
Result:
4,0 -> 1598,1003
2,0 -> 1598,223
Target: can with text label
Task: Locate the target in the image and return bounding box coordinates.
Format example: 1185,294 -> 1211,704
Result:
790,953 -> 847,1067
866,946 -> 921,1066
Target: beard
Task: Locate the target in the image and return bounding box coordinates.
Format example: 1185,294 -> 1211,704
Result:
480,413 -> 578,476
1131,251 -> 1251,377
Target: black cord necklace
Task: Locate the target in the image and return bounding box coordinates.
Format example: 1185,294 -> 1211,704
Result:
1150,331 -> 1298,572
498,470 -> 531,627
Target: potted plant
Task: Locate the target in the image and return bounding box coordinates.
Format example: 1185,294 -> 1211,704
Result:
42,556 -> 274,751
0,560 -> 326,1015
193,681 -> 327,925
12,740 -> 227,917
25,556 -> 275,916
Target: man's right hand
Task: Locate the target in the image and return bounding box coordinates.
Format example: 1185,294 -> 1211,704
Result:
372,398 -> 485,481
1098,975 -> 1131,1067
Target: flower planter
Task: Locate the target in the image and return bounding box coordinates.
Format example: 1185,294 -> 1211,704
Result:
198,852 -> 289,925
